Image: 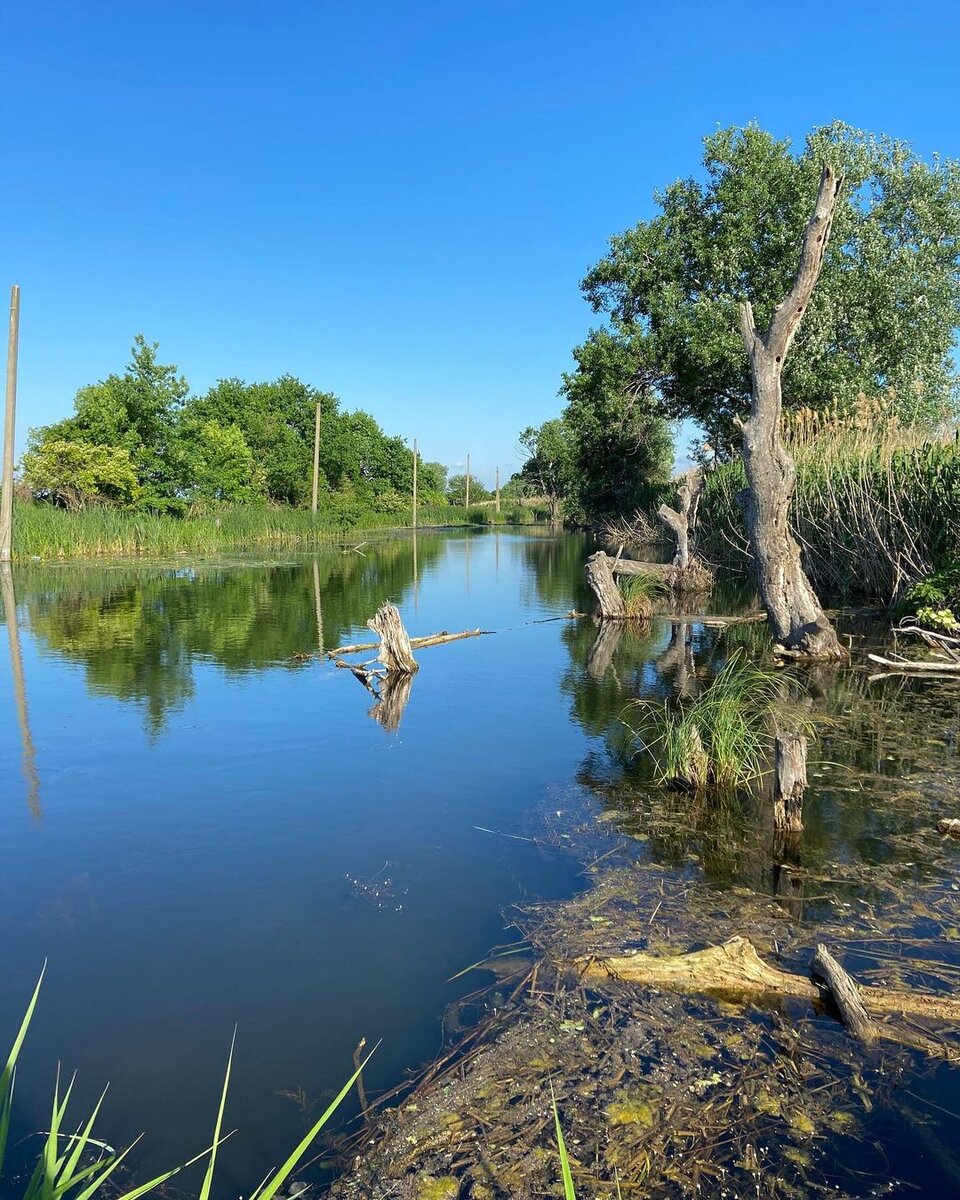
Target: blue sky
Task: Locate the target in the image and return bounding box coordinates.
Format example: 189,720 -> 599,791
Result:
4,0 -> 958,485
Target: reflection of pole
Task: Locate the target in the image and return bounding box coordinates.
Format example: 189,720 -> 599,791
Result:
412,437 -> 418,529
466,534 -> 471,594
311,399 -> 322,515
312,557 -> 324,651
1,563 -> 40,819
495,466 -> 500,514
1,285 -> 21,563
495,530 -> 500,577
465,453 -> 470,509
413,529 -> 419,613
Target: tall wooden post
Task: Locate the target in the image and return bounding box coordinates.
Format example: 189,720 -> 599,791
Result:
495,466 -> 500,513
465,453 -> 471,508
311,398 -> 322,516
412,437 -> 418,529
1,285 -> 21,564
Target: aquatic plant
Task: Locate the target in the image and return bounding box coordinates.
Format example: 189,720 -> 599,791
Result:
0,967 -> 372,1200
629,652 -> 785,790
619,573 -> 666,620
550,1084 -> 577,1200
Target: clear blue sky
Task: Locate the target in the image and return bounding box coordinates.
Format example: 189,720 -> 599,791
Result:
4,0 -> 958,485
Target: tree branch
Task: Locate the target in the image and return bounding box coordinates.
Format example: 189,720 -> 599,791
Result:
766,165 -> 844,359
737,300 -> 756,354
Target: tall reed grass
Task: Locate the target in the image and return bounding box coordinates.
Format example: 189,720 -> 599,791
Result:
11,501 -> 538,562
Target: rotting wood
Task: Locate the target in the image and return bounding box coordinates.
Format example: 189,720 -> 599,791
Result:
736,167 -> 847,661
367,602 -> 419,673
773,733 -> 806,834
811,944 -> 876,1044
657,469 -> 706,573
577,936 -> 960,1031
325,627 -> 487,658
868,652 -> 960,674
937,819 -> 960,838
585,551 -> 626,621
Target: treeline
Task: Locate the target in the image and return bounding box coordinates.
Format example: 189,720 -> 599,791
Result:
20,336 -> 450,516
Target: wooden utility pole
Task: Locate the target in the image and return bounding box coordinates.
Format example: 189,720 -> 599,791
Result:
465,453 -> 471,508
495,466 -> 500,513
1,285 -> 21,564
311,398 -> 322,515
412,437 -> 418,529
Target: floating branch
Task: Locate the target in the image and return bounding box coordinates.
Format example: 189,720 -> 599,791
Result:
325,628 -> 489,658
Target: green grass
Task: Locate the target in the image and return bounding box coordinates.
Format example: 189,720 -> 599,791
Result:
629,653 -> 785,791
10,500 -> 542,562
1,967 -> 374,1200
619,573 -> 667,619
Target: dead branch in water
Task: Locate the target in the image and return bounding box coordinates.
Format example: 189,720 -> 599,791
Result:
324,627 -> 489,658
577,936 -> 960,1051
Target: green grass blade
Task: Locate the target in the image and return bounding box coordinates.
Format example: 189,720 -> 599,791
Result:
250,1043 -> 379,1200
55,1085 -> 109,1190
199,1026 -> 236,1200
550,1082 -> 576,1200
0,962 -> 46,1171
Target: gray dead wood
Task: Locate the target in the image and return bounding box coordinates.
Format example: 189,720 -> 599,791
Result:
657,469 -> 706,572
367,603 -> 419,673
736,167 -> 847,660
810,944 -> 877,1044
773,733 -> 807,834
585,551 -> 627,621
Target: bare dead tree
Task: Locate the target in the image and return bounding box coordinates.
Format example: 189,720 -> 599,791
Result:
657,469 -> 705,572
736,166 -> 847,660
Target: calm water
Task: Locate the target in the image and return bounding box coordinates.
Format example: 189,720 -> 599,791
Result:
2,529 -> 960,1195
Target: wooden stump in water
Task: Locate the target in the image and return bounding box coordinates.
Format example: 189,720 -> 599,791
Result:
367,603 -> 419,674
585,551 -> 626,621
810,944 -> 877,1045
773,732 -> 807,834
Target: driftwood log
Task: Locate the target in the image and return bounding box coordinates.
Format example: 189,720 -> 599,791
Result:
736,166 -> 847,661
326,627 -> 486,658
577,936 -> 960,1039
773,733 -> 807,834
810,944 -> 876,1044
367,603 -> 418,673
585,551 -> 626,621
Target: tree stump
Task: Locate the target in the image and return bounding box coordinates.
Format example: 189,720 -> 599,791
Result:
773,733 -> 807,834
585,551 -> 626,621
367,603 -> 419,673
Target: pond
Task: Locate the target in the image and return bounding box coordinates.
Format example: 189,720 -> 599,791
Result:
1,529 -> 959,1197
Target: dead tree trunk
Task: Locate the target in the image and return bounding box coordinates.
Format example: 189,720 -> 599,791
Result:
773,733 -> 807,834
657,469 -> 705,572
810,945 -> 877,1045
585,551 -> 626,621
737,166 -> 847,660
367,603 -> 419,673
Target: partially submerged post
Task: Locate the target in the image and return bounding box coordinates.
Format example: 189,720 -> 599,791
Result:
736,167 -> 846,660
585,550 -> 626,621
773,732 -> 807,834
367,602 -> 419,674
1,285 -> 21,564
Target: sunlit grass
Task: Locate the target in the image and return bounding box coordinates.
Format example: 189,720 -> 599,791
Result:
620,573 -> 667,620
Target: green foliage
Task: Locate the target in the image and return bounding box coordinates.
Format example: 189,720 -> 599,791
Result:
0,970 -> 372,1200
550,1085 -> 577,1200
518,419 -> 576,519
629,653 -> 784,790
180,419 -> 265,504
901,557 -> 960,628
20,439 -> 141,510
620,573 -> 666,619
580,122 -> 960,446
446,475 -> 492,506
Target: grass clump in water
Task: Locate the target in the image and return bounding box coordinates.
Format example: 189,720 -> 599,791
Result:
628,652 -> 784,791
620,573 -> 666,620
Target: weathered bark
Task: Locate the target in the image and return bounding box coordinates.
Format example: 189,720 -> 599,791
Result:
737,166 -> 847,661
810,944 -> 877,1044
367,603 -> 419,673
937,818 -> 960,838
773,733 -> 806,834
657,469 -> 705,571
585,551 -> 626,621
578,935 -> 960,1031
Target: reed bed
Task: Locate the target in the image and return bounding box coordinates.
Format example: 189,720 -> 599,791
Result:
10,502 -> 536,562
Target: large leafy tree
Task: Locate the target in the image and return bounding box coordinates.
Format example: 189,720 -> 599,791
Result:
28,335 -> 190,510
580,122 -> 960,450
518,419 -> 575,520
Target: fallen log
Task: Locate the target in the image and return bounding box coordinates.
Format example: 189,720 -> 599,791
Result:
868,652 -> 960,674
577,936 -> 960,1033
811,944 -> 876,1044
325,628 -> 487,658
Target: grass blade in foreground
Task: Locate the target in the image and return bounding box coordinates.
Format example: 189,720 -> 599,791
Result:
550,1082 -> 577,1200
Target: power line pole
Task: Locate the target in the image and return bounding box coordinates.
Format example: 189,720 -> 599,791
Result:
495,466 -> 500,513
465,453 -> 471,508
1,285 -> 21,564
412,437 -> 418,529
311,398 -> 322,516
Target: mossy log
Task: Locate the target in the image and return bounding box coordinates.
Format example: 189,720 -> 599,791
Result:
578,936 -> 960,1033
